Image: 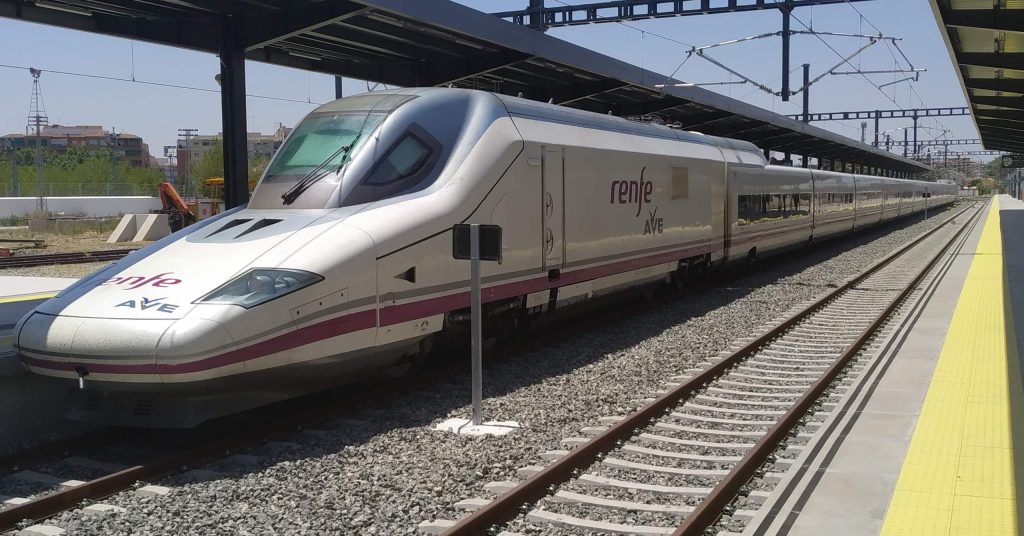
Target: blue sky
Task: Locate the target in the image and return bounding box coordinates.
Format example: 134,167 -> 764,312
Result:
0,0 -> 979,160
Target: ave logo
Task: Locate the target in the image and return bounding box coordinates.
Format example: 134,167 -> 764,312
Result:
643,207 -> 664,236
116,296 -> 179,314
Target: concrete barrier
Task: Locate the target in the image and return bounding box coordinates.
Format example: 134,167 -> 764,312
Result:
107,214 -> 139,243
108,214 -> 170,242
132,214 -> 170,241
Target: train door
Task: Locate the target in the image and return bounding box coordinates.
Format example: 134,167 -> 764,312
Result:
542,146 -> 564,271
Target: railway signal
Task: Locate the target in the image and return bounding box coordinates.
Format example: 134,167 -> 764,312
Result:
452,224 -> 503,428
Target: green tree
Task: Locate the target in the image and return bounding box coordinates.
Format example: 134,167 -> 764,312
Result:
0,146 -> 164,198
190,141 -> 273,196
249,154 -> 270,186
190,141 -> 225,181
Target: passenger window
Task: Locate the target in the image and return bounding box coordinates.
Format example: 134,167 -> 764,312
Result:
363,135 -> 432,186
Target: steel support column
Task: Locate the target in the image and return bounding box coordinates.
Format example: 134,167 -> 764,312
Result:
801,63 -> 810,122
873,111 -> 879,147
781,2 -> 792,102
334,76 -> 343,99
219,15 -> 249,209
528,0 -> 545,31
903,129 -> 908,158
912,115 -> 918,160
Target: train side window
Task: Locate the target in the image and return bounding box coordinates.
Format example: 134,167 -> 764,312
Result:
363,134 -> 432,186
343,125 -> 441,206
737,194 -> 764,224
796,193 -> 810,216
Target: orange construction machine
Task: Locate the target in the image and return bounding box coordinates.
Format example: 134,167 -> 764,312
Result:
156,182 -> 197,232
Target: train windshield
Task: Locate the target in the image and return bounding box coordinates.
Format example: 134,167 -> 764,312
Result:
263,111 -> 383,184
257,94 -> 416,206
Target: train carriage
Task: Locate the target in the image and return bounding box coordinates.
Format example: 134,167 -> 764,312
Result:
13,88 -> 957,426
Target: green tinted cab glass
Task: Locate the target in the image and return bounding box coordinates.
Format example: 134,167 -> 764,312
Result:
263,112 -> 384,182
261,94 -> 416,185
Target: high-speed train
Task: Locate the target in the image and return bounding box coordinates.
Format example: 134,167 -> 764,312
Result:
14,88 -> 957,427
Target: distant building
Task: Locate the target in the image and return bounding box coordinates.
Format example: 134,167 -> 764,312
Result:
0,124 -> 153,168
176,124 -> 291,179
155,157 -> 177,182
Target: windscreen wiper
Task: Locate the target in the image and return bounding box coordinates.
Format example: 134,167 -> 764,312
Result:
280,133 -> 362,206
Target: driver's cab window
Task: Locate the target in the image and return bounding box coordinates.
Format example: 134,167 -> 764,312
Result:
363,135 -> 432,186
342,127 -> 440,206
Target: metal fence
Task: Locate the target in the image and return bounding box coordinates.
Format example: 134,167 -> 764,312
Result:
0,182 -> 161,197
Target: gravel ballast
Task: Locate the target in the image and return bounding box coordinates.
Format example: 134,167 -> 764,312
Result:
44,207 -> 959,535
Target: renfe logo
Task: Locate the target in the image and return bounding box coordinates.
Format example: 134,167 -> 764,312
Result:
102,273 -> 182,290
611,167 -> 663,235
610,166 -> 652,217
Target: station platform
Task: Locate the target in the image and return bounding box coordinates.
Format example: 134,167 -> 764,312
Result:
0,276 -> 83,449
0,276 -> 76,361
745,196 -> 1024,536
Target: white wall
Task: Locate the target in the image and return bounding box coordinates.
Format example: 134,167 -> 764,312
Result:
0,196 -> 162,218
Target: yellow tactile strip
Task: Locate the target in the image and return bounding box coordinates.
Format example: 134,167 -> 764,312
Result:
880,198 -> 1024,536
0,291 -> 56,304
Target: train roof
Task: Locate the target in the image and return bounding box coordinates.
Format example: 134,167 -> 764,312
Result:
489,91 -> 763,155
320,88 -> 765,160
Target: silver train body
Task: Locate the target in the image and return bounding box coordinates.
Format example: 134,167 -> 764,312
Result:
14,88 -> 957,426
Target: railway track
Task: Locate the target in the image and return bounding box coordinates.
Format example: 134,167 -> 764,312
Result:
429,201 -> 985,536
0,289 -> 682,534
0,204 -> 976,535
0,250 -> 135,269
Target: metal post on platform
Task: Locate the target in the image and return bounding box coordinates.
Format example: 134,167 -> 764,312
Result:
903,130 -> 909,158
334,76 -> 343,99
470,224 -> 483,426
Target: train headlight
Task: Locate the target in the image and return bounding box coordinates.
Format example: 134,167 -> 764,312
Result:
198,269 -> 323,309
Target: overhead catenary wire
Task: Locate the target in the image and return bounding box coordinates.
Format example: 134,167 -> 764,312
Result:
843,0 -> 957,139
0,63 -> 324,105
787,10 -> 903,109
543,0 -> 894,138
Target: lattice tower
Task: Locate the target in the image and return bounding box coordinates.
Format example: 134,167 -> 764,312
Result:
27,68 -> 47,211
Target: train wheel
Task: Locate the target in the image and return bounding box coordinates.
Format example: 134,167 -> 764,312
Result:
492,306 -> 522,344
386,336 -> 434,377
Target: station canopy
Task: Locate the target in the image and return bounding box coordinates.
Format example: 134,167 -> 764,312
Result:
1,0 -> 929,174
932,0 -> 1024,154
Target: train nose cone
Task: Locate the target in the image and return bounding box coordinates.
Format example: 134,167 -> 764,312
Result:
18,313 -> 238,388
155,318 -> 239,382
16,312 -> 172,384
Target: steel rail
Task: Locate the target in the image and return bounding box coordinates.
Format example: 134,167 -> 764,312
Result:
0,249 -> 135,268
673,201 -> 984,535
441,201 -> 979,536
